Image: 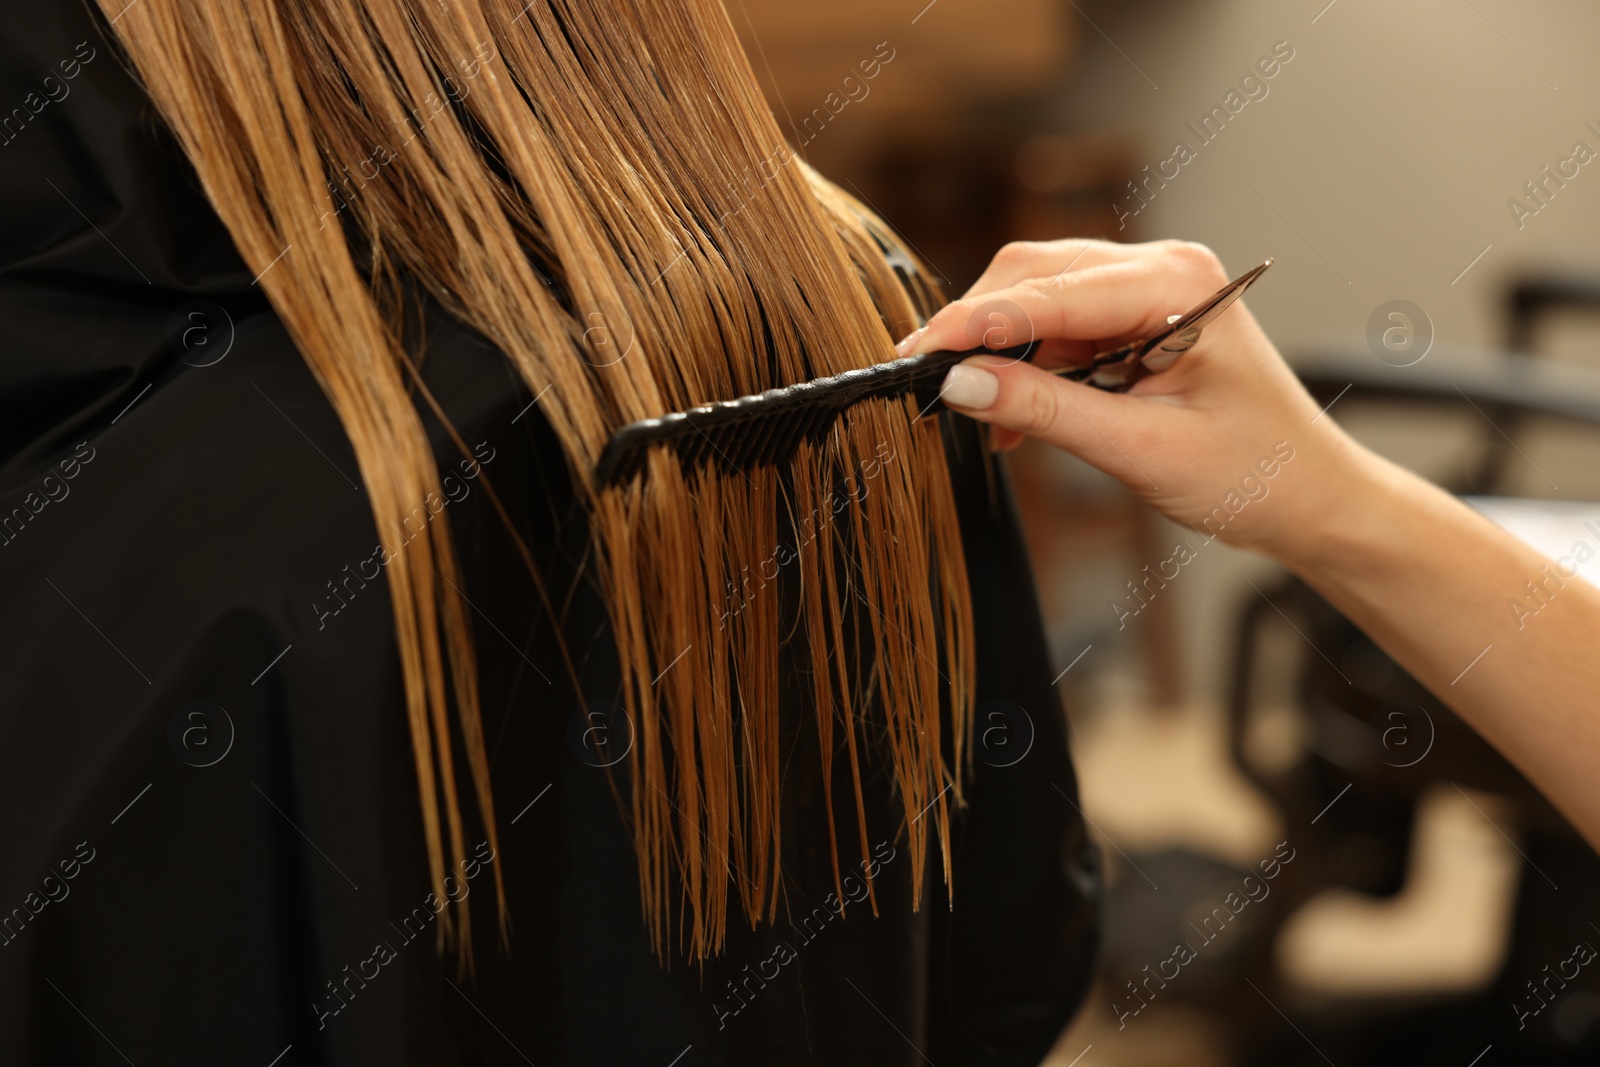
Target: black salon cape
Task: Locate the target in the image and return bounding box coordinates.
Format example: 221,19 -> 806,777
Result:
0,4 -> 1099,1064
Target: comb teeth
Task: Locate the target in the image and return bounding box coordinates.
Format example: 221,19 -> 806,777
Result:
593,341 -> 1039,488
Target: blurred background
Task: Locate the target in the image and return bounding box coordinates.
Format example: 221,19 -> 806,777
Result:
735,0 -> 1600,1063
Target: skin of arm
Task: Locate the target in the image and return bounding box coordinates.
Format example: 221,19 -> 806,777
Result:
1281,440 -> 1600,850
907,237 -> 1600,850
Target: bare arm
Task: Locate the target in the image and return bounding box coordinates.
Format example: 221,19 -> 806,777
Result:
906,238 -> 1600,849
1278,444 -> 1600,847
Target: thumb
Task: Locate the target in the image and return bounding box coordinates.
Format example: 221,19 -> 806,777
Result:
940,356 -> 1149,479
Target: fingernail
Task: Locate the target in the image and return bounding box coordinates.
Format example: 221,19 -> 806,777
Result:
895,326 -> 927,356
940,363 -> 999,410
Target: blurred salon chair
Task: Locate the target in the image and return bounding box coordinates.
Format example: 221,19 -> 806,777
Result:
1477,267 -> 1600,487
1219,325 -> 1600,1065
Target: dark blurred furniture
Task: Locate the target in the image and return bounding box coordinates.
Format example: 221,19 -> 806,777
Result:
1217,327 -> 1600,1065
734,0 -> 1091,295
1478,268 -> 1600,487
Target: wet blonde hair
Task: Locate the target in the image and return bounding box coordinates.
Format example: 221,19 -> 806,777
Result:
100,0 -> 974,963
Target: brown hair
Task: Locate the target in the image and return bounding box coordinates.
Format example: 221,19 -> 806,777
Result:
100,0 -> 975,963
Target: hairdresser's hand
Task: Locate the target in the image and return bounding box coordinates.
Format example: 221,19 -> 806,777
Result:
898,238 -> 1376,556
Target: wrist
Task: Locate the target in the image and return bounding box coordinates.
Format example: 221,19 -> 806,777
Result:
1266,431 -> 1409,580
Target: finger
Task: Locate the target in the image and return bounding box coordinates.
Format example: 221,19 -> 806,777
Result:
897,240 -> 1181,356
940,355 -> 1152,480
962,239 -> 1164,300
912,251 -> 1228,362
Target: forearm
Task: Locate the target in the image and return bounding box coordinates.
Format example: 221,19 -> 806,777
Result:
913,235 -> 1600,845
1275,449 -> 1600,848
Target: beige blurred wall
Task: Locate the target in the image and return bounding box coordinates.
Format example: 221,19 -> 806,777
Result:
1057,0 -> 1600,700
1060,0 -> 1600,355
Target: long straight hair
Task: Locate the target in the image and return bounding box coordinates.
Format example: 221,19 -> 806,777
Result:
100,0 -> 975,963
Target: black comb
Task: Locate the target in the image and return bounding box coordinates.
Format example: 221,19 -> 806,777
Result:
593,341 -> 1038,487
593,259 -> 1272,488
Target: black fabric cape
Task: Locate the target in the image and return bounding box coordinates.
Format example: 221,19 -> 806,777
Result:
0,3 -> 1100,1063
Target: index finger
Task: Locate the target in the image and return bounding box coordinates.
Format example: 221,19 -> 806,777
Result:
910,246 -> 1230,361
962,238 -> 1195,300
